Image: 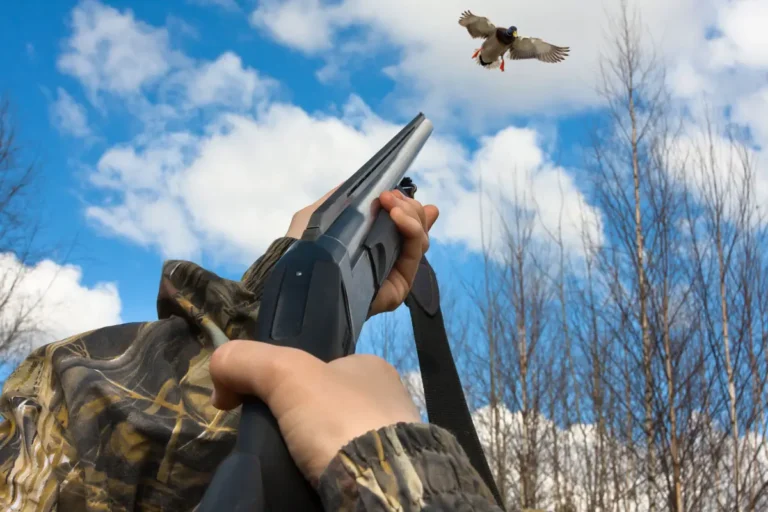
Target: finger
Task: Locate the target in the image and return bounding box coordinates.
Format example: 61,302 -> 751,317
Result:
381,190 -> 418,214
401,196 -> 428,230
424,205 -> 439,231
379,190 -> 401,211
389,205 -> 428,244
209,340 -> 318,412
385,192 -> 427,230
390,206 -> 429,277
211,383 -> 242,411
370,280 -> 404,314
381,193 -> 428,240
394,199 -> 437,252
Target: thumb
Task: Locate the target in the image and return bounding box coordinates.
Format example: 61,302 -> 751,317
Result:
209,340 -> 318,411
424,205 -> 439,231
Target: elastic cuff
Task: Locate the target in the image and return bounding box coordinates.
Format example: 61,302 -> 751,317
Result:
317,422 -> 478,510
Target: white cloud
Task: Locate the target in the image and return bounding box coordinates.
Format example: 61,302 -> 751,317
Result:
87,194 -> 201,260
250,0 -> 335,53
50,87 -> 91,138
400,370 -> 425,416
668,0 -> 768,190
246,0 -> 719,126
91,131 -> 197,191
469,403 -> 768,510
58,0 -> 274,116
708,0 -> 768,70
426,126 -> 604,256
57,0 -> 179,97
85,131 -> 201,259
0,252 -> 122,355
669,61 -> 712,100
182,52 -> 277,110
56,0 -> 767,270
243,0 -> 766,211
53,1 -> 603,265
665,121 -> 768,233
85,95 -> 602,265
85,98 -> 404,262
734,87 -> 768,148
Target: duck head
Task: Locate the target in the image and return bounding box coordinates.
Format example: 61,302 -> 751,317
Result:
505,26 -> 518,38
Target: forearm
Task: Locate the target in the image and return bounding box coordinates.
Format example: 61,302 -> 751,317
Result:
317,423 -> 503,511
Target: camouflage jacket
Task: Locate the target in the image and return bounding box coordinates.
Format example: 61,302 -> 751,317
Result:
0,237 -> 501,511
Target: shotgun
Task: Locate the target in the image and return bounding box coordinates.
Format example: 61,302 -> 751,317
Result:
197,112 -> 434,511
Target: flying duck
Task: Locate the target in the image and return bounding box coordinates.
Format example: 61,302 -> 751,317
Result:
458,10 -> 570,72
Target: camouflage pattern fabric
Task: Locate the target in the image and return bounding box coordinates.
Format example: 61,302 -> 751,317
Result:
0,234 -> 502,512
0,237 -> 295,511
318,422 -> 503,511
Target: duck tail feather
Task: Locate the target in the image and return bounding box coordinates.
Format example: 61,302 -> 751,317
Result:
474,54 -> 501,69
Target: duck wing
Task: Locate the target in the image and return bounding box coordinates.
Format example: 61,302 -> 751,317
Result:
508,37 -> 570,63
458,10 -> 496,39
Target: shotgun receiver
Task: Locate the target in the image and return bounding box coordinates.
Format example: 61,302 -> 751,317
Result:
197,113 -> 434,511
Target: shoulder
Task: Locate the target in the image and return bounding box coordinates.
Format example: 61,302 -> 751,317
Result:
0,316 -> 236,510
318,422 -> 503,511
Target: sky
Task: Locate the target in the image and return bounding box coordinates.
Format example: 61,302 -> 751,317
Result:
0,0 -> 766,381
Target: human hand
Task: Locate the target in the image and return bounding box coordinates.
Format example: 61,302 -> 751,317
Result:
284,186 -> 340,240
368,189 -> 439,316
209,340 -> 421,485
285,186 -> 439,317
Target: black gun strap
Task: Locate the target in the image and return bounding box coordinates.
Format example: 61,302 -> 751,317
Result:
404,256 -> 505,510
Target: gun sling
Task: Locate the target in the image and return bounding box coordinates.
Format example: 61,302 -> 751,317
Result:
405,256 -> 506,509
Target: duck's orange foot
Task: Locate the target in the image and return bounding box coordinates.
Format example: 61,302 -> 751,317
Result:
472,48 -> 480,59
500,58 -> 505,72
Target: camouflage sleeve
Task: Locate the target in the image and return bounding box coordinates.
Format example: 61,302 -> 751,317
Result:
240,237 -> 296,298
317,422 -> 503,511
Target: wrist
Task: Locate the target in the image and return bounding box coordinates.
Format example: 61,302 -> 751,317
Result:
284,228 -> 302,239
285,213 -> 308,239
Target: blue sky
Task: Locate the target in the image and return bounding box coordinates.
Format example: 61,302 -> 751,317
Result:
2,0 -> 375,322
0,0 -> 765,383
0,0 -> 593,330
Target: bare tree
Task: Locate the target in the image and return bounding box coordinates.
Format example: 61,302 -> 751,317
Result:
497,189 -> 552,510
355,3 -> 768,511
683,112 -> 768,511
0,95 -> 51,369
469,174 -> 516,507
589,0 -> 672,506
539,177 -> 581,512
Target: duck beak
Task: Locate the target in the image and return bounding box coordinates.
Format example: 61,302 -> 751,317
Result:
513,30 -> 518,37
